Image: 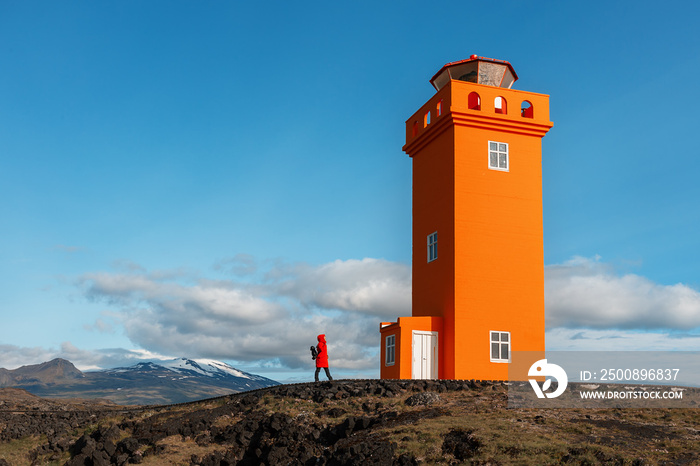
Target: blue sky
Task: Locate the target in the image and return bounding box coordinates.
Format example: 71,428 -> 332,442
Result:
2,1 -> 700,382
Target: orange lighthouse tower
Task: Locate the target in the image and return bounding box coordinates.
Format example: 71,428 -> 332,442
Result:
380,55 -> 553,380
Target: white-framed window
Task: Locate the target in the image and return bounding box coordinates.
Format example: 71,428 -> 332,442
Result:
385,334 -> 396,366
488,141 -> 509,171
427,232 -> 438,262
490,331 -> 510,362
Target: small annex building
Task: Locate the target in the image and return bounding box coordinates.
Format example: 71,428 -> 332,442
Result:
380,55 -> 553,381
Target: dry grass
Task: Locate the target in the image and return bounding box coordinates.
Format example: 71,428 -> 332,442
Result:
2,383 -> 700,465
0,435 -> 49,466
140,435 -> 223,466
372,389 -> 700,465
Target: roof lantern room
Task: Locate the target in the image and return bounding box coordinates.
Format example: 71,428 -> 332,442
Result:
429,54 -> 518,91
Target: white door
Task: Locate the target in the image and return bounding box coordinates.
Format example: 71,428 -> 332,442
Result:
411,331 -> 438,379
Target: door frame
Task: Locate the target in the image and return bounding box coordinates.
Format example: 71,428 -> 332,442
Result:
411,330 -> 438,380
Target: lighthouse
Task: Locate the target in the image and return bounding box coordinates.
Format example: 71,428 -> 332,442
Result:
380,55 -> 553,380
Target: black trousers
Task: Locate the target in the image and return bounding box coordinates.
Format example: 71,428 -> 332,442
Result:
315,367 -> 333,381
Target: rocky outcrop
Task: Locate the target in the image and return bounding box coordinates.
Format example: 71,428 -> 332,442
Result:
2,379 -> 697,465
1,379 -> 477,465
404,391 -> 441,406
441,428 -> 482,461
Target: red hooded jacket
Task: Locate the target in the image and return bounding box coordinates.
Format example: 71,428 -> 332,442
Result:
315,334 -> 329,368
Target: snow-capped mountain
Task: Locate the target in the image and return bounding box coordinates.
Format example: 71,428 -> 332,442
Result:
159,358 -> 269,381
104,358 -> 277,390
1,358 -> 279,405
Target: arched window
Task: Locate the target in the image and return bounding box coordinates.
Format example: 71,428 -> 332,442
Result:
424,110 -> 431,127
468,92 -> 481,110
521,101 -> 533,118
436,100 -> 443,117
495,96 -> 507,114
412,120 -> 419,137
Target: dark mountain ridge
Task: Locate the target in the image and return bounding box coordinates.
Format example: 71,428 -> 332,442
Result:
0,357 -> 278,405
0,358 -> 83,386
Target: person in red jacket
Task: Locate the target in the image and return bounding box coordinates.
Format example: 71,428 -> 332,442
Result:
313,334 -> 333,382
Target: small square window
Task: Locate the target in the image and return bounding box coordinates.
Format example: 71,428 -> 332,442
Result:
488,141 -> 509,172
427,232 -> 438,262
385,335 -> 396,366
490,331 -> 511,362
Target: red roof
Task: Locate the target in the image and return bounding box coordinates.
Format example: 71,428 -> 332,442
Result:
429,55 -> 518,89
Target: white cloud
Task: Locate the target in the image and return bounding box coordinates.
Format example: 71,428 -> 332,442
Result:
545,256 -> 700,330
0,344 -> 57,370
79,258 -> 411,371
8,254 -> 699,374
271,258 -> 411,318
213,254 -> 258,276
546,328 -> 700,352
0,343 -> 169,372
83,273 -> 285,325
